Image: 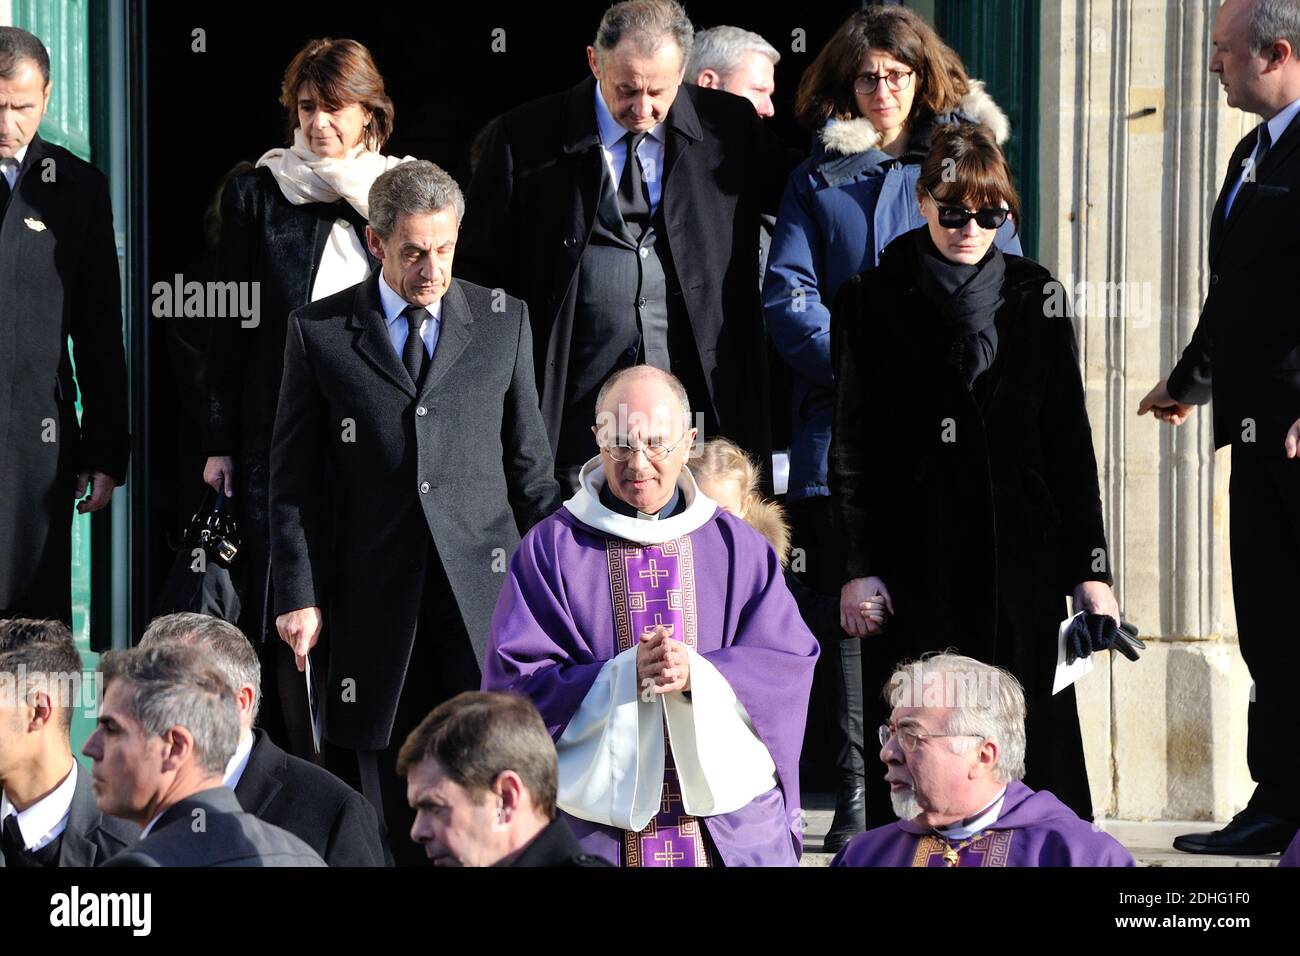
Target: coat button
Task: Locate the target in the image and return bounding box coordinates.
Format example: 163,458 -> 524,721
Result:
637,296 -> 646,308
1210,273 -> 1220,285
563,236 -> 577,248
416,405 -> 427,416
419,481 -> 430,494
639,246 -> 649,258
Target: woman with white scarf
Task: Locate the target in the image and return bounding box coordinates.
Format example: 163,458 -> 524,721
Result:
202,37 -> 412,759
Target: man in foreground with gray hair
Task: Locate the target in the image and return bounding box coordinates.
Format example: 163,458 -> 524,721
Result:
83,644 -> 323,866
832,654 -> 1132,867
270,159 -> 559,865
139,613 -> 387,865
687,25 -> 779,118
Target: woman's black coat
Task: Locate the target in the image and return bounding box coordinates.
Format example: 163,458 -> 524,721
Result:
205,166 -> 376,643
829,231 -> 1111,821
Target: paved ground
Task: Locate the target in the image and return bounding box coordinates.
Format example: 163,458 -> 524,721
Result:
798,794 -> 1282,867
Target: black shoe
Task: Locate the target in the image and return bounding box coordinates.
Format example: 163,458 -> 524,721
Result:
823,784 -> 866,855
1172,810 -> 1298,855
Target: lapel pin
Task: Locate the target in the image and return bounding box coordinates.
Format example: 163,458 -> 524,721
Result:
24,217 -> 47,232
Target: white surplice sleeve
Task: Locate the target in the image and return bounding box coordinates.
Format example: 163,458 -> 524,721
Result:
555,644 -> 777,830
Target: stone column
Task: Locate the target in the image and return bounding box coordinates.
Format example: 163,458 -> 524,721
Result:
1037,0 -> 1254,821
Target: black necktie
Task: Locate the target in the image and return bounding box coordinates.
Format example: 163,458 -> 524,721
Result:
617,131 -> 651,238
401,305 -> 429,387
0,167 -> 12,213
1255,122 -> 1273,172
2,812 -> 59,867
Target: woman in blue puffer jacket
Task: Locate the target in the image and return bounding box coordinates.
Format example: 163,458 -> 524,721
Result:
762,5 -> 1021,849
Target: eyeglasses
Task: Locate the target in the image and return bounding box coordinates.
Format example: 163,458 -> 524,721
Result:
878,723 -> 985,754
600,432 -> 691,463
853,69 -> 914,96
925,189 -> 1010,230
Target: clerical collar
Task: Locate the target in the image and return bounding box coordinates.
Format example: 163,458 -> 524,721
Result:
598,483 -> 683,521
934,787 -> 1008,841
563,456 -> 719,545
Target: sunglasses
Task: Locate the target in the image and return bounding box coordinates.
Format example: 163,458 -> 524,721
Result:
926,189 -> 1010,230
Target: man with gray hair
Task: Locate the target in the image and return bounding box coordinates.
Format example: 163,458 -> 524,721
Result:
139,613 -> 387,865
460,0 -> 775,493
687,25 -> 779,118
270,159 -> 559,864
83,644 -> 323,866
832,654 -> 1132,867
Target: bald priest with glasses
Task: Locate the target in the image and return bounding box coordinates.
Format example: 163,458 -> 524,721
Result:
833,654 -> 1133,867
483,367 -> 819,867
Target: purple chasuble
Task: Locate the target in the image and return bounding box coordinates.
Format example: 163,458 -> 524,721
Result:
1281,829 -> 1300,867
483,483 -> 820,868
609,537 -> 711,867
831,781 -> 1135,867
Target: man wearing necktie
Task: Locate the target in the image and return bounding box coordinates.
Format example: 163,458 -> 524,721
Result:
459,0 -> 776,493
0,619 -> 137,868
269,160 -> 560,864
1138,0 -> 1300,855
0,28 -> 130,623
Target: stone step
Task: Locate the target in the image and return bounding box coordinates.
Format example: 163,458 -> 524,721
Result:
796,795 -> 1282,867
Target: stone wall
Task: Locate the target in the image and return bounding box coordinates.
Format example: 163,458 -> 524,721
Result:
1038,0 -> 1256,820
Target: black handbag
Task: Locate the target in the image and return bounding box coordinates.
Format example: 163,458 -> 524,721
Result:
154,488 -> 243,622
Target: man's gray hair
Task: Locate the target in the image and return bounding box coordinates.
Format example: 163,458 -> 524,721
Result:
139,613 -> 261,726
368,160 -> 465,239
686,25 -> 780,81
101,644 -> 239,776
595,365 -> 693,432
593,0 -> 694,69
1247,0 -> 1300,57
886,653 -> 1027,783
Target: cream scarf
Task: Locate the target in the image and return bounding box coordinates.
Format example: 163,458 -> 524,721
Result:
256,128 -> 413,219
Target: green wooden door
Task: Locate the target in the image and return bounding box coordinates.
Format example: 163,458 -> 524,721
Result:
935,0 -> 1041,258
12,0 -> 100,763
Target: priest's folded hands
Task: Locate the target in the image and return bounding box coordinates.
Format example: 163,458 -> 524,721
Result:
637,624 -> 691,695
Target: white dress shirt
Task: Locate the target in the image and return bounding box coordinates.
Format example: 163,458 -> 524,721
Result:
1224,95 -> 1300,217
935,786 -> 1008,841
377,270 -> 442,362
0,760 -> 78,852
594,82 -> 665,213
1,142 -> 29,191
222,730 -> 256,792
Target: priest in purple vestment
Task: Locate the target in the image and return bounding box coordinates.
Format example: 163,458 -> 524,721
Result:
483,367 -> 819,867
833,653 -> 1133,867
1281,829 -> 1300,867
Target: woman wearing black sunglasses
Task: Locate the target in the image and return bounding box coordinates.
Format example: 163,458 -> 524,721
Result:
829,123 -> 1119,828
763,5 -> 1023,854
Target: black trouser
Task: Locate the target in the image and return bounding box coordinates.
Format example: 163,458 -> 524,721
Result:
328,546 -> 482,866
787,495 -> 865,793
1229,449 -> 1300,820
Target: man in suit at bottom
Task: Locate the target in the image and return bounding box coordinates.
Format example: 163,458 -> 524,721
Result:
83,644 -> 323,867
0,619 -> 136,867
399,691 -> 609,867
138,612 -> 388,865
1139,0 -> 1300,854
271,161 -> 560,865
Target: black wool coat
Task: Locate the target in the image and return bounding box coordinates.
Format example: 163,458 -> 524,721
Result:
457,75 -> 773,473
0,134 -> 130,622
270,274 -> 560,751
205,166 -> 377,642
234,729 -> 388,866
1167,111 -> 1300,454
829,233 -> 1111,818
